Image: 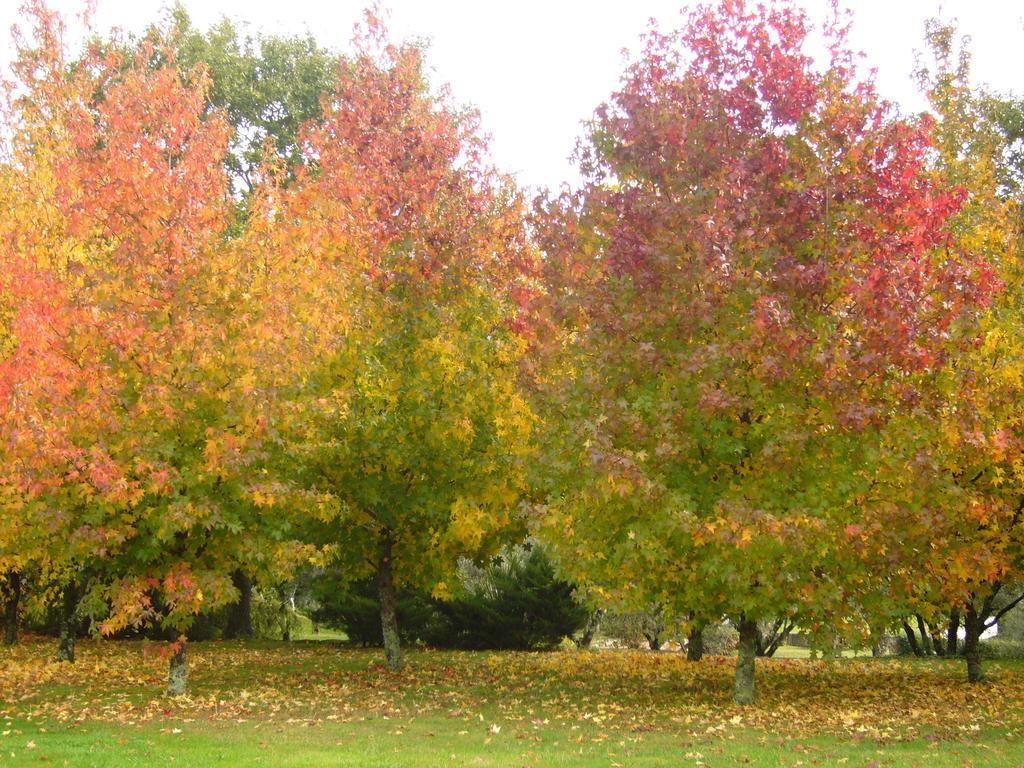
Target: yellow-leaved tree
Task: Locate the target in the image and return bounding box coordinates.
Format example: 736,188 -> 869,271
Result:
239,15 -> 537,672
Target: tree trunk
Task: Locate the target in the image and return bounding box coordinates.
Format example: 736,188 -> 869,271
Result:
575,609 -> 603,649
915,615 -> 934,655
279,594 -> 291,642
2,572 -> 21,646
377,534 -> 403,672
645,632 -> 662,651
224,570 -> 253,639
733,617 -> 758,705
869,626 -> 883,658
947,608 -> 960,656
760,619 -> 794,658
963,608 -> 985,684
167,643 -> 188,696
57,583 -> 77,663
926,615 -> 946,657
686,622 -> 705,662
901,620 -> 922,656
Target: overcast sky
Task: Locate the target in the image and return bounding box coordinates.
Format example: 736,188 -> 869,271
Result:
1,1 -> 1022,190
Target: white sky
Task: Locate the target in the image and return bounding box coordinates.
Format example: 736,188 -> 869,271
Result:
1,1 -> 1022,191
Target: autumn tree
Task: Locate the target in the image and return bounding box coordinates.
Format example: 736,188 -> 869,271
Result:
0,2 -> 301,693
535,0 -> 995,704
135,6 -> 344,638
238,15 -> 536,671
861,18 -> 1024,684
0,4 -> 140,662
981,93 -> 1024,227
152,4 -> 340,198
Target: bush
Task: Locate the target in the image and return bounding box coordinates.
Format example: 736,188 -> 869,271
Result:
702,622 -> 739,655
309,544 -> 587,650
427,544 -> 589,651
978,638 -> 1024,660
596,611 -> 647,648
891,634 -> 917,656
249,590 -> 299,640
598,606 -> 672,649
311,577 -> 437,646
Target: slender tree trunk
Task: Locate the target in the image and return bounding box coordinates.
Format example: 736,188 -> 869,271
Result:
2,572 -> 21,646
279,594 -> 291,642
947,608 -> 960,657
686,622 -> 705,662
915,615 -> 934,655
377,534 -> 403,672
901,621 -> 922,656
224,570 -> 253,639
733,617 -> 758,705
761,620 -> 794,658
963,608 -> 985,684
167,642 -> 188,696
57,583 -> 77,663
925,615 -> 946,657
645,632 -> 662,651
575,609 -> 603,649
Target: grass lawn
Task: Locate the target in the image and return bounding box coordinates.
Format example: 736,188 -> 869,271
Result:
2,640 -> 1023,767
764,645 -> 866,660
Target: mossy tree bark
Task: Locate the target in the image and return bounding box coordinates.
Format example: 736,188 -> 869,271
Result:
869,625 -> 884,658
733,616 -> 758,705
377,533 -> 403,672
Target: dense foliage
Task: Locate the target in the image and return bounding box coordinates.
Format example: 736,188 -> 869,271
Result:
533,0 -> 1014,703
314,545 -> 588,650
429,544 -> 589,650
1,0 -> 1021,708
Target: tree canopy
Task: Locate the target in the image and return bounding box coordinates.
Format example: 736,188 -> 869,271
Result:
1,0 -> 1021,704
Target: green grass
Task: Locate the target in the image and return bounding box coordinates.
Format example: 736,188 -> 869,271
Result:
292,627 -> 348,642
2,640 -> 1024,767
770,645 -> 866,659
288,615 -> 347,642
3,717 -> 1022,767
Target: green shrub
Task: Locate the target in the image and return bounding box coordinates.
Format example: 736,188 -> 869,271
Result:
978,638 -> 1024,660
427,545 -> 589,650
598,607 -> 672,649
311,577 -> 437,646
308,544 -> 587,650
702,622 -> 739,655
